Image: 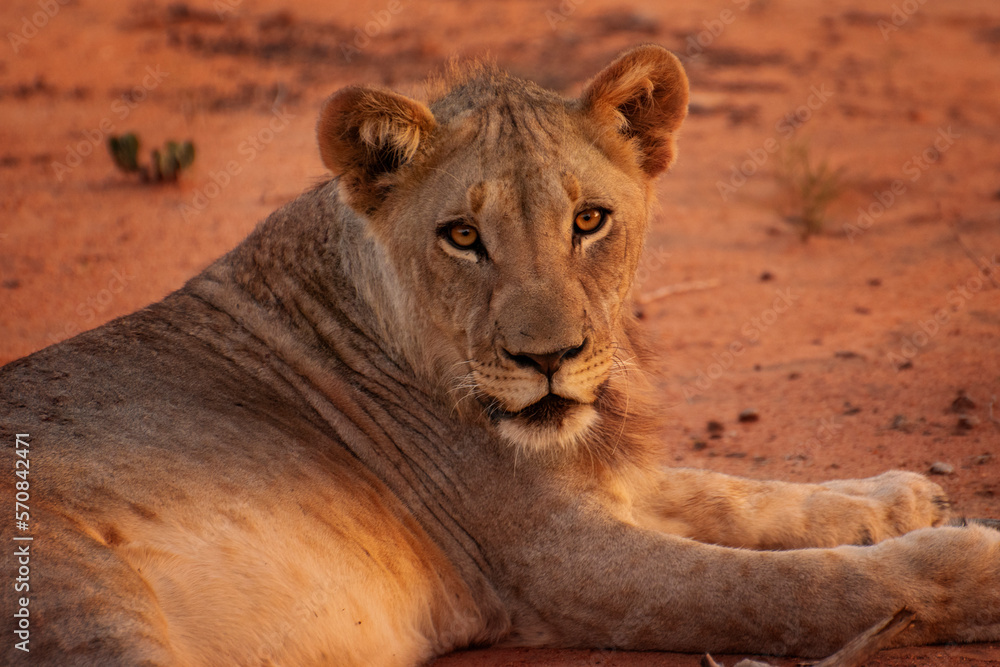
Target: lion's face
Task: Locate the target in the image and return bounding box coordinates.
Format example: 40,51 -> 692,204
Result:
318,46 -> 689,455
384,124 -> 649,454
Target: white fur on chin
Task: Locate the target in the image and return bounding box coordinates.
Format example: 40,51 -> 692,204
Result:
496,403 -> 599,456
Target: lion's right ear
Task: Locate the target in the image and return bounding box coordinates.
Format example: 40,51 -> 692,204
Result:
317,86 -> 436,213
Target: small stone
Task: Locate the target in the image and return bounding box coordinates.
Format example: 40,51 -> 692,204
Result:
949,391 -> 976,413
738,409 -> 760,423
972,453 -> 992,466
707,420 -> 725,436
956,414 -> 980,431
895,359 -> 914,370
843,402 -> 861,416
868,278 -> 882,287
889,414 -> 909,431
759,271 -> 774,282
929,462 -> 955,476
692,440 -> 708,451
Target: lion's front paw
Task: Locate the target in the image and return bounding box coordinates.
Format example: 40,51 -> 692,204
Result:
891,524 -> 1000,646
822,471 -> 951,541
870,470 -> 951,531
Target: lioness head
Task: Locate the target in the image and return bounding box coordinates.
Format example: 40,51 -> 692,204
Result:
317,45 -> 688,456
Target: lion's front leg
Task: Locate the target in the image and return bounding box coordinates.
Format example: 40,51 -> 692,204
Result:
635,468 -> 950,549
494,510 -> 1000,657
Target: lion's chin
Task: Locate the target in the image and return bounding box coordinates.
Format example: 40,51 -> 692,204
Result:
492,395 -> 599,455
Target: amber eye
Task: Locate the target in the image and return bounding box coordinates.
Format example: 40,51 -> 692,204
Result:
574,208 -> 606,234
447,224 -> 479,249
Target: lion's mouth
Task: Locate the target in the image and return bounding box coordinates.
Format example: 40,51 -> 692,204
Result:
485,394 -> 579,425
485,392 -> 600,453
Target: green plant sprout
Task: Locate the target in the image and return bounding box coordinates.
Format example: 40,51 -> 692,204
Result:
108,133 -> 195,183
775,139 -> 846,241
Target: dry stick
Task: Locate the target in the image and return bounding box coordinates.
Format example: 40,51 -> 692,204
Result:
636,278 -> 722,305
702,608 -> 916,667
950,224 -> 1000,289
702,654 -> 774,667
806,608 -> 916,667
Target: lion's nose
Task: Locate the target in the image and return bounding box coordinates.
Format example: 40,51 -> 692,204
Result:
505,339 -> 587,378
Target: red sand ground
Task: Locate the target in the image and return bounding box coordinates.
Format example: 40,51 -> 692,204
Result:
2,0 -> 998,664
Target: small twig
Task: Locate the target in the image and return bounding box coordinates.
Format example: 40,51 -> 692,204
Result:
702,608 -> 916,667
808,608 -> 915,667
989,395 -> 1000,429
636,278 -> 722,305
702,653 -> 775,667
950,224 -> 1000,289
704,654 -> 775,667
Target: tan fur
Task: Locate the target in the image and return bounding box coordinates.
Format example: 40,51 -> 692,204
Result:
2,45 -> 999,666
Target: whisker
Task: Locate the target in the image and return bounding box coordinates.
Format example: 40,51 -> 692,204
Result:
608,348 -> 633,458
444,360 -> 483,417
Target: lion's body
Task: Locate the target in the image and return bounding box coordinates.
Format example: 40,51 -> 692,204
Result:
2,46 -> 998,666
1,193 -> 504,664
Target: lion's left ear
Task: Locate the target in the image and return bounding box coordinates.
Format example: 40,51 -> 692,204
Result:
580,45 -> 689,177
317,86 -> 436,213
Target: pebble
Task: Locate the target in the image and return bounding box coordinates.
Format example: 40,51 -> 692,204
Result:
949,391 -> 976,413
889,414 -> 908,431
956,414 -> 980,431
929,462 -> 955,475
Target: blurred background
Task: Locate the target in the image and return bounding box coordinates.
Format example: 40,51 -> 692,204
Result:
2,0 -> 998,663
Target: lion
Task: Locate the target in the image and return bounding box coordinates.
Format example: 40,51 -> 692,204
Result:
2,44 -> 999,666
